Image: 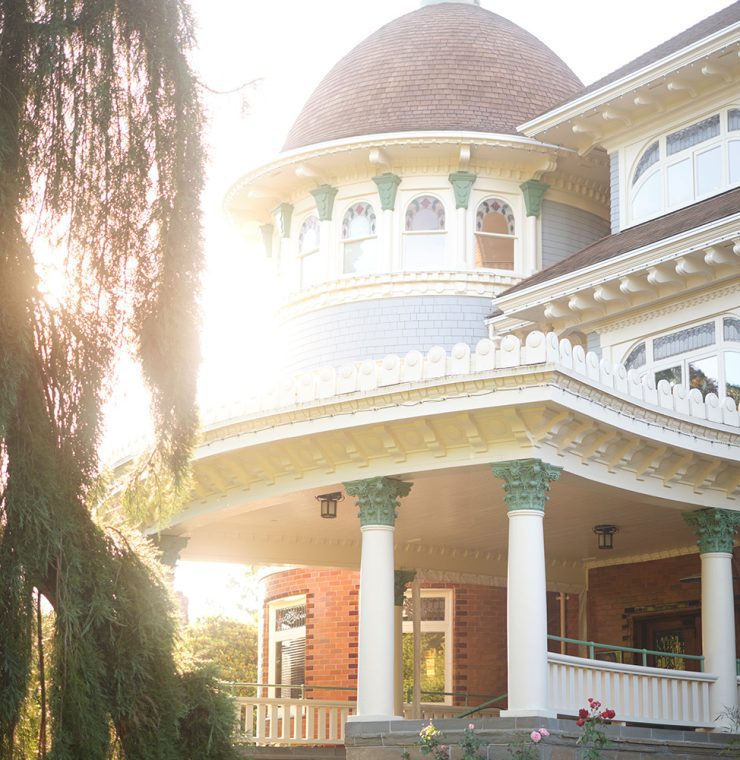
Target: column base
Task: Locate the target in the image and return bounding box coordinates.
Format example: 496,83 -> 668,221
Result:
348,714 -> 404,723
500,708 -> 557,719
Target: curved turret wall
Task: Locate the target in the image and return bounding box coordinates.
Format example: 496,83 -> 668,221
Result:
279,294 -> 492,375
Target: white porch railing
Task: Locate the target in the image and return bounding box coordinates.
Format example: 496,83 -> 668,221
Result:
234,697 -> 502,744
235,697 -> 354,745
548,652 -> 717,729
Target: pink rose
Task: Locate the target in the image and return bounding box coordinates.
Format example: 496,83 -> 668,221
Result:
468,723 -> 475,730
539,728 -> 550,737
530,731 -> 542,743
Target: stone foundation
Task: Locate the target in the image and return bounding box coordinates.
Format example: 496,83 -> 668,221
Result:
345,717 -> 737,759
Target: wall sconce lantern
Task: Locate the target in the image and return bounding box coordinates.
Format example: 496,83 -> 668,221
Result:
316,492 -> 344,519
593,524 -> 618,550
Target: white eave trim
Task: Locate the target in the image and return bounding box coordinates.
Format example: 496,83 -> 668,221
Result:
491,211 -> 740,313
519,21 -> 740,137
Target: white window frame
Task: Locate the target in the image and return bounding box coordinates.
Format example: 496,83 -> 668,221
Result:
630,107 -> 740,224
473,196 -> 517,272
622,315 -> 740,401
402,588 -> 454,705
402,194 -> 447,271
341,200 -> 378,275
267,595 -> 306,698
297,215 -> 321,289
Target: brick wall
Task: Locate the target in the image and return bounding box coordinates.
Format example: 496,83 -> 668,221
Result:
588,550 -> 740,662
262,567 -> 359,701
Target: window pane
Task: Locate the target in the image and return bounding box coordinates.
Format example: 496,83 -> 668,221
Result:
624,343 -> 646,371
342,202 -> 376,240
476,198 -> 515,234
689,356 -> 719,399
298,216 -> 320,254
728,109 -> 740,132
632,170 -> 662,219
667,158 -> 693,207
406,196 -> 445,231
276,604 -> 306,631
420,597 -> 445,622
402,632 -> 446,703
276,638 -> 305,698
653,322 -> 715,360
343,238 -> 377,274
695,146 -> 722,197
655,366 -> 682,387
403,233 -> 445,270
730,141 -> 740,186
724,317 -> 740,342
475,234 -> 514,269
633,141 -> 660,185
725,352 -> 740,406
667,115 -> 720,155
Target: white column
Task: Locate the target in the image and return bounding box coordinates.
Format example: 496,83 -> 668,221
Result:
345,476 -> 413,722
702,552 -> 738,729
356,524 -> 396,719
456,207 -> 467,268
505,509 -> 552,717
382,208 -> 394,270
684,508 -> 740,731
491,458 -> 561,719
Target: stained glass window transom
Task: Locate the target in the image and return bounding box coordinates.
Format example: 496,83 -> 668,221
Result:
474,197 -> 515,270
724,317 -> 740,342
633,142 -> 659,185
298,215 -> 320,254
276,604 -> 306,631
653,323 -> 715,361
405,195 -> 445,231
624,342 -> 646,371
667,115 -> 720,156
342,202 -> 377,240
729,110 -> 740,132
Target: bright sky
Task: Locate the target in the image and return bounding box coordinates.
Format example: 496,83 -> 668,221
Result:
119,0 -> 734,620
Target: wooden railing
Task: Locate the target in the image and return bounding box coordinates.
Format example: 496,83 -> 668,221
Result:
234,697 -> 503,745
548,652 -> 717,729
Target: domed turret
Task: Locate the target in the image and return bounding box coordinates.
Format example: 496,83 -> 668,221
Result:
284,2 -> 582,150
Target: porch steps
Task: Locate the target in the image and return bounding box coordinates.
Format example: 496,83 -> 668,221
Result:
237,747 -> 346,760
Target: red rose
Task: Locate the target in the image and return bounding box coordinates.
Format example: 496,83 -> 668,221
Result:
578,708 -> 589,719
576,718 -> 585,727
606,709 -> 616,719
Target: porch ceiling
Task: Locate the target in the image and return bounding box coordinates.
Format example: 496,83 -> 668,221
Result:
177,463 -> 700,587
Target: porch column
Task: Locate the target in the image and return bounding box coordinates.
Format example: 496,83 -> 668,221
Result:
394,570 -> 416,717
684,508 -> 740,730
345,477 -> 413,720
491,458 -> 561,718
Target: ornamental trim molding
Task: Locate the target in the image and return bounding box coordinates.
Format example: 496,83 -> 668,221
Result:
345,476 -> 413,527
278,270 -> 514,321
490,458 -> 562,512
683,508 -> 740,554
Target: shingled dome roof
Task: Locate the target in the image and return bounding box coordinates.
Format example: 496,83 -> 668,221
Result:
283,2 -> 583,151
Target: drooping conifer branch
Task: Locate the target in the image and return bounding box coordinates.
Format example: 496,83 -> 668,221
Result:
0,0 -> 219,756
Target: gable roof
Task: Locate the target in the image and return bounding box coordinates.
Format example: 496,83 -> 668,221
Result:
503,187 -> 740,296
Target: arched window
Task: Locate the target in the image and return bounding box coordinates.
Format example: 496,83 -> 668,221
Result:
622,315 -> 740,404
630,108 -> 740,223
341,201 -> 377,274
474,198 -> 515,269
403,195 -> 446,270
298,215 -> 321,288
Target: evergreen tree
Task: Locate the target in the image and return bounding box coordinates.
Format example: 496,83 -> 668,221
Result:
0,0 -> 226,757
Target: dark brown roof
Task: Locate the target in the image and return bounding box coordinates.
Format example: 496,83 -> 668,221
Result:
283,3 -> 582,151
549,2 -> 740,111
503,187 -> 740,295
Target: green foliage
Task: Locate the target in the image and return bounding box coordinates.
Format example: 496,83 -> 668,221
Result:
0,0 -> 209,756
181,616 -> 258,684
178,667 -> 238,760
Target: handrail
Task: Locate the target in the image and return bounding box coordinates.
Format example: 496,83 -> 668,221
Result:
222,681 -> 493,704
548,635 -> 705,671
455,692 -> 508,720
